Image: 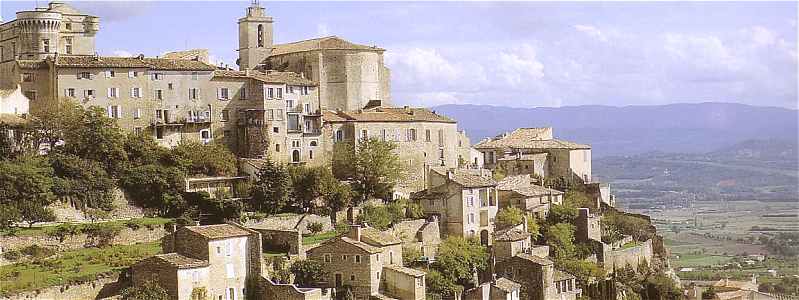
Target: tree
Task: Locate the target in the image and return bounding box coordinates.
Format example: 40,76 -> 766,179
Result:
527,216 -> 541,240
495,207 -> 525,229
289,165 -> 325,210
357,204 -> 394,230
249,159 -> 290,214
403,246 -> 423,266
426,268 -> 464,297
433,236 -> 489,288
548,203 -> 579,225
172,141 -> 237,176
0,156 -> 55,227
49,153 -> 115,210
564,189 -> 595,209
332,139 -> 404,203
544,223 -> 577,259
185,192 -> 243,224
319,168 -> 351,225
121,280 -> 170,300
290,260 -> 328,287
556,259 -> 605,287
60,106 -> 128,174
603,210 -> 654,242
27,99 -> 83,150
118,164 -> 186,216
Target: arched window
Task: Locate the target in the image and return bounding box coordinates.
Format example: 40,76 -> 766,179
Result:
292,150 -> 300,163
309,141 -> 318,147
335,130 -> 343,142
257,24 -> 264,47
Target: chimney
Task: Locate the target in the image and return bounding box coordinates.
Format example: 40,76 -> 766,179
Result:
347,224 -> 362,241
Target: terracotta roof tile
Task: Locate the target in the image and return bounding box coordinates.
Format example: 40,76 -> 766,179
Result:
270,36 -> 385,56
515,253 -> 553,265
17,60 -> 48,69
361,227 -> 402,246
322,107 -> 455,124
475,127 -> 590,150
497,153 -> 548,161
339,236 -> 382,254
494,228 -> 531,242
183,224 -> 251,240
154,253 -> 209,269
385,265 -> 426,277
213,70 -> 315,86
493,278 -> 522,292
449,170 -> 496,188
162,49 -> 209,62
55,55 -> 216,71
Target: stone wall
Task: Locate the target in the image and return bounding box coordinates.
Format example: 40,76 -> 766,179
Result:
51,189 -> 145,223
252,228 -> 303,257
3,273 -> 124,300
244,213 -> 337,234
602,239 -> 654,272
0,226 -> 167,253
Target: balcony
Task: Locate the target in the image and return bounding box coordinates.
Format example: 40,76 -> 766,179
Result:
185,115 -> 212,124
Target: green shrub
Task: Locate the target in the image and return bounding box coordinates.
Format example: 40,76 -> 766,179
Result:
3,250 -> 21,261
19,245 -> 55,259
307,222 -> 324,234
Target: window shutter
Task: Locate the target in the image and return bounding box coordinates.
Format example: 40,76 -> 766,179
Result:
64,89 -> 68,97
105,70 -> 110,78
76,72 -> 81,79
89,73 -> 95,80
118,106 -> 123,118
107,88 -> 112,98
128,71 -> 134,78
217,88 -> 221,99
106,106 -> 112,118
130,88 -> 134,98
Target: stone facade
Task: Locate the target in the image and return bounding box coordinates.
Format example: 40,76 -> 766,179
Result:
389,219 -> 441,259
495,254 -> 578,300
463,278 -> 522,300
251,228 -> 304,257
575,208 -> 602,243
415,168 -> 499,245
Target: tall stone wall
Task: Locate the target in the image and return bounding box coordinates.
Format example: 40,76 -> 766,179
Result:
3,273 -> 124,300
252,228 -> 303,257
603,239 -> 654,271
0,226 -> 166,253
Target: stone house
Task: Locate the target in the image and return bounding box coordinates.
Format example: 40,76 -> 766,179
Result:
322,106 -> 471,193
493,227 -> 534,263
494,253 -> 579,300
184,176 -> 249,199
497,175 -> 564,219
388,219 -> 442,260
306,225 -> 426,300
475,127 -> 592,184
575,208 -> 601,243
236,2 -> 390,112
0,85 -> 30,150
413,168 -> 499,245
133,223 -> 263,300
463,277 -> 522,300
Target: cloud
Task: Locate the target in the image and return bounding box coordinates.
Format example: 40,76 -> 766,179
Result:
495,44 -> 545,87
71,2 -> 153,23
574,24 -> 607,42
111,50 -> 132,57
385,47 -> 465,89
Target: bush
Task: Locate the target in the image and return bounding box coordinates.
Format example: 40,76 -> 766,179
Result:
48,224 -> 81,242
307,222 -> 324,234
495,207 -> 525,229
3,250 -> 21,261
403,246 -> 423,266
290,260 -> 328,287
83,224 -> 122,247
19,245 -> 56,259
121,280 -> 169,300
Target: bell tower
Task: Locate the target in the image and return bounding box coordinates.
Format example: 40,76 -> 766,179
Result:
238,0 -> 273,70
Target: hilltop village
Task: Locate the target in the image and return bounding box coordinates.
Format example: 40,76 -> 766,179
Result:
0,2 -> 732,300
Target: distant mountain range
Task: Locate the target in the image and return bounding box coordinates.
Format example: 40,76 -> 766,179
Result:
432,102 -> 798,157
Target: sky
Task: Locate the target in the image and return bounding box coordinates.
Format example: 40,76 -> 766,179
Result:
2,1 -> 797,109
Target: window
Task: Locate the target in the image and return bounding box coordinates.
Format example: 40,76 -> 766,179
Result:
192,271 -> 199,283
469,213 -> 475,224
42,39 -> 50,52
10,42 -> 15,58
350,275 -> 356,281
64,37 -> 72,54
275,143 -> 280,152
302,86 -> 310,95
304,103 -> 310,113
78,72 -> 91,80
0,46 -> 3,61
189,88 -> 199,100
309,141 -> 318,147
467,197 -> 474,207
267,88 -> 274,99
342,255 -> 348,261
134,127 -> 142,135
276,88 -> 283,99
335,130 -> 343,142
228,287 -> 235,300
65,88 -> 75,97
257,24 -> 264,47
240,87 -> 247,100
226,241 -> 232,256
389,251 -> 394,264
438,129 -> 444,146
360,130 -> 368,140
155,89 -> 163,100
275,109 -> 284,120
286,100 -> 294,109
408,129 -> 417,141
65,23 -> 72,30
131,87 -> 141,98
309,150 -> 313,159
84,89 -> 95,98
324,254 -> 331,262
191,72 -> 198,80
287,86 -> 294,94
221,110 -> 229,122
292,150 -> 300,163
219,87 -> 229,100
168,83 -> 173,90
107,105 -> 121,119
425,129 -> 431,142
106,70 -> 115,78
134,108 -> 141,119
417,278 -> 423,287
200,129 -> 212,143
381,129 -> 387,141
21,73 -> 34,82
128,70 -> 139,78
355,255 -> 361,263
156,127 -> 164,139
108,87 -> 118,98
292,140 -> 300,148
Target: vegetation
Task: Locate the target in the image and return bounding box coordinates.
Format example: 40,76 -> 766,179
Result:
307,221 -> 324,234
431,237 -> 489,291
603,210 -> 654,242
332,139 -> 405,203
120,280 -> 170,300
0,156 -> 56,227
0,242 -> 161,296
356,199 -> 419,230
495,207 -> 525,229
544,223 -> 577,259
302,231 -> 339,246
171,141 -> 237,177
249,158 -> 291,214
290,260 -> 328,287
402,246 -> 423,266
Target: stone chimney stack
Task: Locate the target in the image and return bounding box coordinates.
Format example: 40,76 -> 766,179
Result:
347,224 -> 362,241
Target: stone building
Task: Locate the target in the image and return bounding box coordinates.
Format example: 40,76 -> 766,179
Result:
388,219 -> 442,260
497,175 -> 564,219
0,85 -> 31,152
322,106 -> 471,193
475,127 -> 592,184
575,208 -> 601,243
0,2 -> 99,89
463,277 -> 522,300
237,1 -> 390,111
414,168 -> 499,245
132,223 -> 262,300
306,225 -> 426,300
495,253 -> 579,300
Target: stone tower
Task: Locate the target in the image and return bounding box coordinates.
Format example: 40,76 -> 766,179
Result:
238,0 -> 273,70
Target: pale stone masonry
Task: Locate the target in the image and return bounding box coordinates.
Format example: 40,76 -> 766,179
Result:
306,225 -> 426,300
496,174 -> 564,219
476,127 -> 592,184
495,254 -> 579,300
414,168 -> 499,245
463,277 -> 522,300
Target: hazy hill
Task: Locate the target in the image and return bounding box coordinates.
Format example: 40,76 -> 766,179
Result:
432,102 -> 798,157
593,139 -> 798,204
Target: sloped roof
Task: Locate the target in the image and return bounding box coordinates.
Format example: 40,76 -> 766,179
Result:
362,227 -> 402,246
493,278 -> 522,292
450,171 -> 496,188
339,236 -> 382,254
475,127 -> 590,150
497,175 -> 533,190
17,60 -> 48,69
55,55 -> 216,71
0,89 -> 15,98
554,269 -> 576,281
0,114 -> 27,126
162,49 -> 209,62
152,253 -> 209,269
213,70 -> 315,86
270,36 -> 385,56
497,153 -> 548,161
322,107 -> 456,124
713,278 -> 757,291
511,185 -> 564,197
385,265 -> 426,277
494,228 -> 531,242
515,253 -> 553,266
183,224 -> 251,240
